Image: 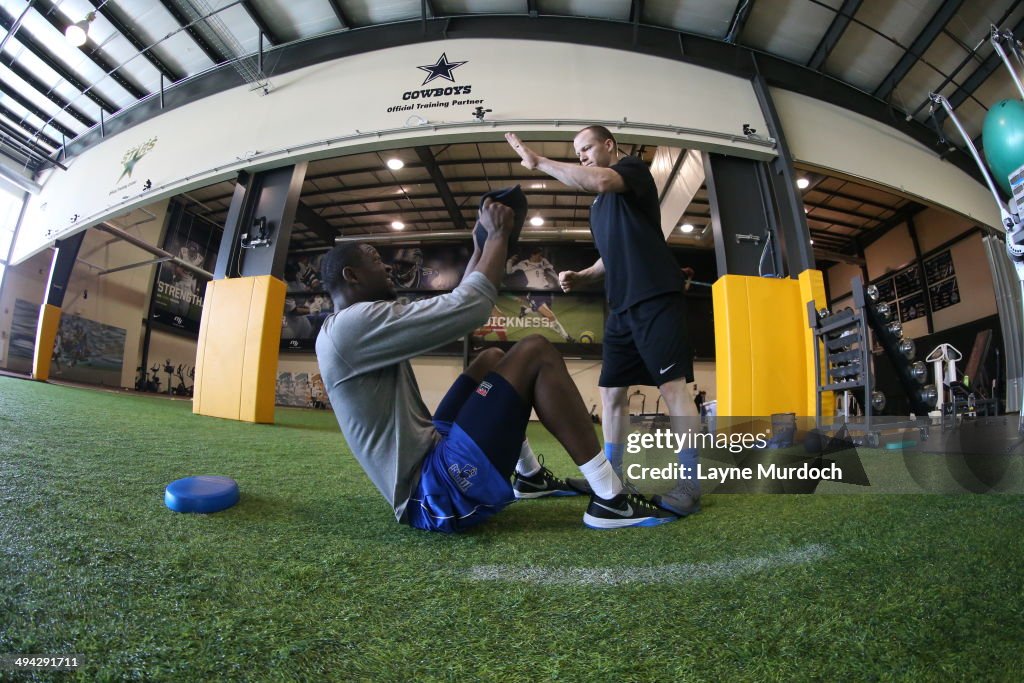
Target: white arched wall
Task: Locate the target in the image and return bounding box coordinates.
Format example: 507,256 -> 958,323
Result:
771,88 -> 1002,231
13,38 -> 773,264
15,40 -> 1003,262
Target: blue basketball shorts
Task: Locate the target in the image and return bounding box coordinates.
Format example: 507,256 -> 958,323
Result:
406,371 -> 531,533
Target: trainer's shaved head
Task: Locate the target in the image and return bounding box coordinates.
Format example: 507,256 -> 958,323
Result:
576,125 -> 616,147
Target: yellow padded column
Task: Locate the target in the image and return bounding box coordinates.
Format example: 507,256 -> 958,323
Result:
712,276 -> 754,416
193,275 -> 286,423
713,274 -> 820,417
31,304 -> 62,382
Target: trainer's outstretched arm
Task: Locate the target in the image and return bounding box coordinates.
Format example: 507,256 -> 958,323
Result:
505,133 -> 625,194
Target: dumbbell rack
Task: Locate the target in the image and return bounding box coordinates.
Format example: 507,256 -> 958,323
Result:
808,276 -> 929,447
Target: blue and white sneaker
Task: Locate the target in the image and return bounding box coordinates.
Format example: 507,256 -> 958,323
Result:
583,491 -> 679,529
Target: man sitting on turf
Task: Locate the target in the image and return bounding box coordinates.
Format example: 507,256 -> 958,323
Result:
315,197 -> 678,533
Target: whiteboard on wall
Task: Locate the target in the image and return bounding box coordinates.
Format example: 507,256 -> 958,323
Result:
12,38 -> 772,264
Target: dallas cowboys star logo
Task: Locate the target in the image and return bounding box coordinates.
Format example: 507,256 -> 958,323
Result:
417,52 -> 467,85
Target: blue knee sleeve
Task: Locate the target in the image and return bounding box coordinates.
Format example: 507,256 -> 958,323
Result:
677,447 -> 699,479
604,442 -> 625,471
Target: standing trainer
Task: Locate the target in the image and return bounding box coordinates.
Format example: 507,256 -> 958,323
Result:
316,196 -> 677,532
506,127 -> 701,516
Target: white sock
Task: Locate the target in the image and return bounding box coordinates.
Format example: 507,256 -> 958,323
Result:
579,452 -> 624,500
515,440 -> 541,476
551,320 -> 569,338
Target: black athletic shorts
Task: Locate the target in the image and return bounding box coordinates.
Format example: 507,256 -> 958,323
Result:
599,292 -> 693,388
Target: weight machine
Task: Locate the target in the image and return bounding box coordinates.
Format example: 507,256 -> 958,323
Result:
927,26 -> 1024,439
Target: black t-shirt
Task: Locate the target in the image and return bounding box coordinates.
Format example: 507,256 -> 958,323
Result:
590,156 -> 683,312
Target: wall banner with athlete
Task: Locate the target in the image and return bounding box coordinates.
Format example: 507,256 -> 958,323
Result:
473,292 -> 606,346
281,250 -> 334,351
278,243 -> 605,352
150,201 -> 219,334
7,299 -> 126,385
282,244 -> 600,295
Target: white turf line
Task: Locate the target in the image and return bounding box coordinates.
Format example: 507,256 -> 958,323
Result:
468,544 -> 829,586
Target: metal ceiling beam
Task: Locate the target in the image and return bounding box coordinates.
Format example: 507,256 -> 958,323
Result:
0,118 -> 55,157
805,202 -> 888,223
873,0 -> 962,101
312,202 -> 607,222
806,214 -> 876,232
0,61 -> 97,128
813,248 -> 865,266
326,0 -> 353,29
909,0 -> 1022,120
242,0 -> 283,46
415,146 -> 469,232
0,83 -> 76,139
804,187 -> 902,212
305,164 -> 424,183
725,0 -> 755,44
0,5 -> 118,113
206,189 -> 593,215
0,103 -> 60,148
0,133 -> 48,169
301,173 -> 585,201
806,228 -> 851,242
96,222 -> 213,278
808,0 -> 862,71
324,228 -> 601,245
332,217 -> 591,232
0,119 -> 66,168
318,204 -> 604,221
933,13 -> 1024,124
0,117 -> 57,157
34,0 -> 149,100
88,0 -> 185,82
855,202 -> 927,252
158,0 -> 231,66
630,0 -> 643,46
301,189 -> 593,212
294,201 -> 337,244
204,168 -> 584,205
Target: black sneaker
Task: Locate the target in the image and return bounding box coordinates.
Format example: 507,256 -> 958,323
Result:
513,463 -> 581,499
564,477 -> 593,494
583,491 -> 679,529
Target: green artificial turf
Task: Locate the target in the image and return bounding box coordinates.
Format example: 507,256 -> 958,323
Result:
1,375 -> 1023,681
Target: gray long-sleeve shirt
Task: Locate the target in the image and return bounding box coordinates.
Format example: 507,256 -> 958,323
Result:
315,272 -> 498,522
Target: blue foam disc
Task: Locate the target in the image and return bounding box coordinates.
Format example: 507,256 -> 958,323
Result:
164,475 -> 240,513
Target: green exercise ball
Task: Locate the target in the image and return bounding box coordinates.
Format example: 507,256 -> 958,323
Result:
982,99 -> 1024,195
